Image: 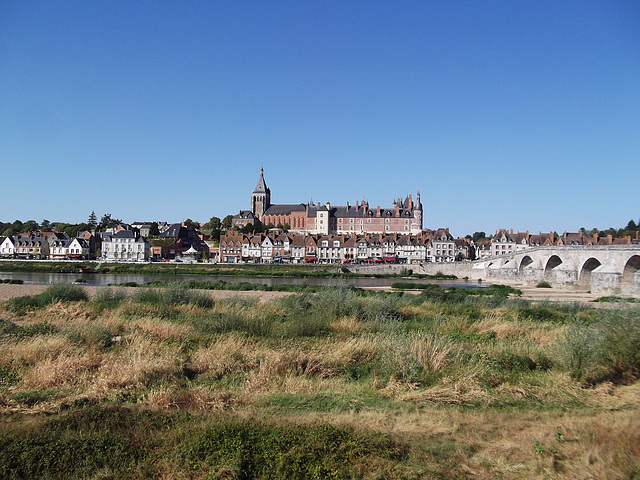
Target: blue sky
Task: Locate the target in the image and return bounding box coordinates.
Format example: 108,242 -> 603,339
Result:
1,1 -> 638,237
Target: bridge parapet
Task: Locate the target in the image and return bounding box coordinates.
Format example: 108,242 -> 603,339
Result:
471,245 -> 640,297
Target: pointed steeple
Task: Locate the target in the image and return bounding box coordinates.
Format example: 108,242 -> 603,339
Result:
253,166 -> 269,194
251,166 -> 271,219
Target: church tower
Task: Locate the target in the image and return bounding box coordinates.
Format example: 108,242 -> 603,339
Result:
251,166 -> 271,220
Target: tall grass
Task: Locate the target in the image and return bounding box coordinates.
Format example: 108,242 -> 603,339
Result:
557,307 -> 640,383
1,284 -> 639,478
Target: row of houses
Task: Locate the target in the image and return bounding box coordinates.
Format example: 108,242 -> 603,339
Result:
0,222 -> 212,262
476,229 -> 640,259
219,228 -> 462,264
1,231 -> 96,260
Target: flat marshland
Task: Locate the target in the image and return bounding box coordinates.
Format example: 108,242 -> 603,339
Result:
0,284 -> 639,479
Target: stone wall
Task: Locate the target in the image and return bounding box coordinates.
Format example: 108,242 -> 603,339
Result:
347,262 -> 473,278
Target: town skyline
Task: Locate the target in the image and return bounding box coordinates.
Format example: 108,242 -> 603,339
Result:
2,2 -> 638,234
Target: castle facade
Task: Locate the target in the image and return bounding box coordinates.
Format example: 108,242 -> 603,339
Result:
244,167 -> 423,235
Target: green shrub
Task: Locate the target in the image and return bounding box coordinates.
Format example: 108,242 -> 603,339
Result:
373,333 -> 423,383
0,365 -> 20,389
183,420 -> 407,479
555,322 -> 598,381
0,319 -> 57,337
91,287 -> 129,310
202,311 -> 277,337
38,285 -> 89,305
557,309 -> 640,383
188,290 -> 215,308
5,295 -> 41,314
130,288 -> 165,305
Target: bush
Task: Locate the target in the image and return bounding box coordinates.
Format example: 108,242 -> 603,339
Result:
557,309 -> 640,383
91,287 -> 129,310
38,284 -> 89,305
183,420 -> 407,479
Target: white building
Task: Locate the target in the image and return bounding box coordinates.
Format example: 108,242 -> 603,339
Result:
102,230 -> 150,262
0,236 -> 15,258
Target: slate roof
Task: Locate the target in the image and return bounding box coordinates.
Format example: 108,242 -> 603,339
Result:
113,230 -> 136,239
253,167 -> 270,195
264,204 -> 306,215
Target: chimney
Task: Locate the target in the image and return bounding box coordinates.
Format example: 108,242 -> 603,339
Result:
377,206 -> 381,216
346,201 -> 350,210
408,194 -> 413,209
356,200 -> 359,211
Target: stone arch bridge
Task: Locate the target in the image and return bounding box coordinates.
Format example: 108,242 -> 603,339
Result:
471,246 -> 640,296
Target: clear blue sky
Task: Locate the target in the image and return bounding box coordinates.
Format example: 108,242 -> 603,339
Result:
2,1 -> 638,237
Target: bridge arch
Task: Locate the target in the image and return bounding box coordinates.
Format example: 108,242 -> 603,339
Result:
518,255 -> 533,272
622,255 -> 640,287
544,255 -> 563,280
579,257 -> 602,286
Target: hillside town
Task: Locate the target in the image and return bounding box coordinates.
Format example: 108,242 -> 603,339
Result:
1,168 -> 639,264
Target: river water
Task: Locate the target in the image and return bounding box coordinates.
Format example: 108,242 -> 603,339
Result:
0,271 -> 481,289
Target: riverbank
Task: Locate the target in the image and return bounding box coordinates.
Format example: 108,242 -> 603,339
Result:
0,280 -> 606,304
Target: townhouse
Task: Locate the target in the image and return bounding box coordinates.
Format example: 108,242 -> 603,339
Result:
0,236 -> 15,258
101,230 -> 150,262
13,232 -> 50,259
427,228 -> 455,262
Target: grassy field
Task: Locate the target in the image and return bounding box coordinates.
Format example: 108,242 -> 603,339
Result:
0,284 -> 639,479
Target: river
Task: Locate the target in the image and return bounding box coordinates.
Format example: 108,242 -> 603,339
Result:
0,271 -> 482,289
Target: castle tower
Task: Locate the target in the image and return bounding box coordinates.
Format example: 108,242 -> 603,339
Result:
251,166 -> 271,220
413,190 -> 423,231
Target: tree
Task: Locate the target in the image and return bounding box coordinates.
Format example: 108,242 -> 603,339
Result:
149,222 -> 160,237
41,219 -> 51,232
472,231 -> 486,242
203,216 -> 221,231
88,211 -> 98,227
240,219 -> 265,235
99,214 -> 121,229
222,215 -> 234,230
183,218 -> 200,230
21,220 -> 40,233
203,216 -> 221,241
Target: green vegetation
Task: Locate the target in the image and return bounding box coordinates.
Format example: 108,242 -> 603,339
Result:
0,284 -> 638,479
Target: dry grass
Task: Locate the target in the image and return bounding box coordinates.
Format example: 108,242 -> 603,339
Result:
0,335 -> 74,367
1,290 -> 639,479
91,333 -> 182,392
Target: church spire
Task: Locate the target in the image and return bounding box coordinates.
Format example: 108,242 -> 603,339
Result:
251,166 -> 271,219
